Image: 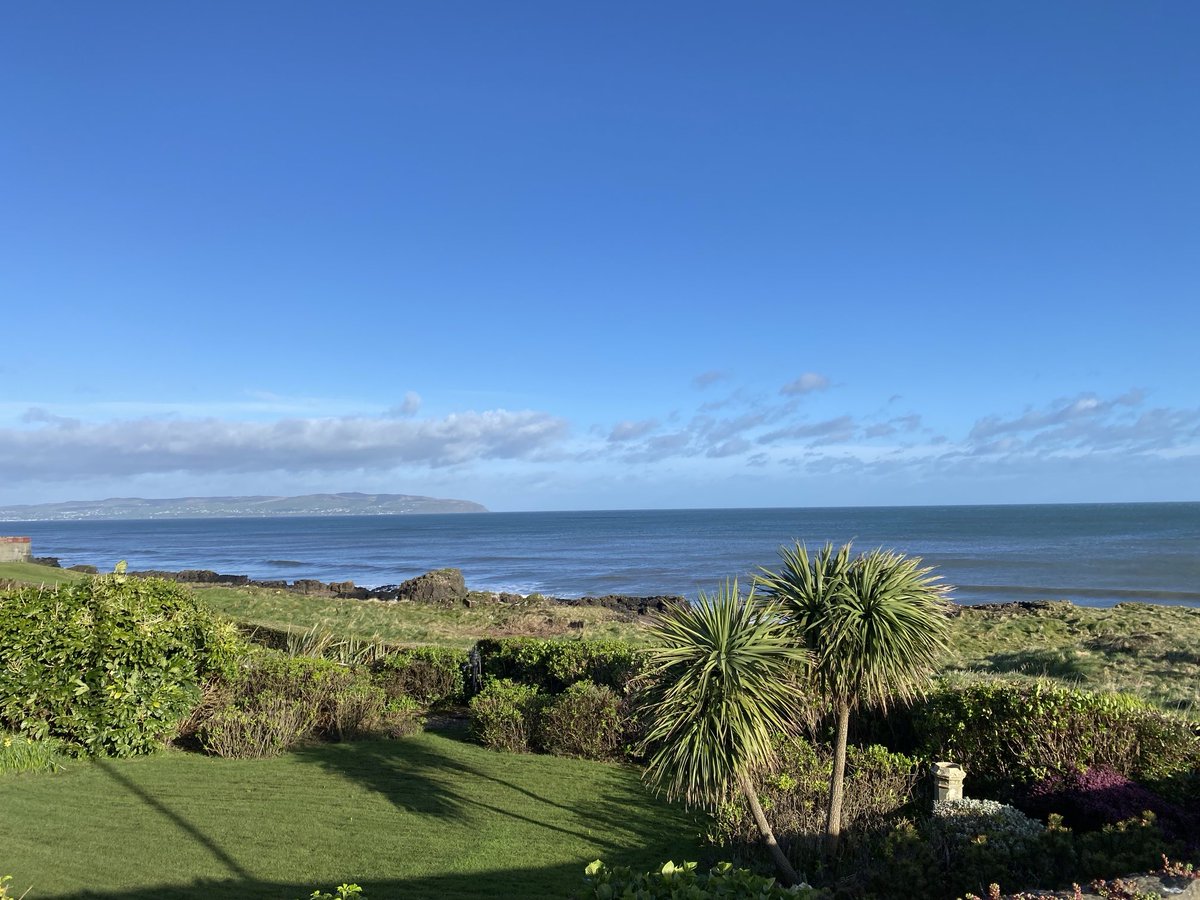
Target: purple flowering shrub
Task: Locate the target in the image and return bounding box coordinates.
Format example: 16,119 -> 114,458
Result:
1018,766 -> 1190,838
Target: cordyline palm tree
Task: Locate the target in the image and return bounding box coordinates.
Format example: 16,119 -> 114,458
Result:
756,542 -> 950,857
638,581 -> 810,886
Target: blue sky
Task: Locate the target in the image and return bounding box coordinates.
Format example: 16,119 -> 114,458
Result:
2,2 -> 1197,511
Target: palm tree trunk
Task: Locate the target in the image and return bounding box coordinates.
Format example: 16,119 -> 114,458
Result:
825,700 -> 851,858
738,770 -> 799,886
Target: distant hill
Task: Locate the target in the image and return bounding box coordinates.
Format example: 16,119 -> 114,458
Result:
0,492 -> 488,521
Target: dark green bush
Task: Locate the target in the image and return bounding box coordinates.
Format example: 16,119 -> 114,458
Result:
473,637 -> 645,694
537,681 -> 623,760
928,798 -> 1046,893
197,650 -> 386,757
371,646 -> 466,708
0,575 -> 242,756
863,806 -> 1183,900
378,696 -> 424,739
911,678 -> 1200,792
199,692 -> 315,759
468,678 -> 541,753
709,736 -> 919,869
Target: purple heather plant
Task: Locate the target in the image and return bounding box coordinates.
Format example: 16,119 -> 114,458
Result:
1019,767 -> 1189,839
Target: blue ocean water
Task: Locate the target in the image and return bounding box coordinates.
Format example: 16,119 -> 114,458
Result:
7,503 -> 1200,607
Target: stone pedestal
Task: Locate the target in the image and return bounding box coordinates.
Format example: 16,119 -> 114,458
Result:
933,761 -> 965,802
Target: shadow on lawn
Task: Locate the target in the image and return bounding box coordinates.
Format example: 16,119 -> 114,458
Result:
59,735 -> 702,900
44,865 -> 590,900
92,758 -> 253,881
59,736 -> 701,899
289,732 -> 700,856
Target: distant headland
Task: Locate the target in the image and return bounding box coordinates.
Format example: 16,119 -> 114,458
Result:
0,492 -> 488,521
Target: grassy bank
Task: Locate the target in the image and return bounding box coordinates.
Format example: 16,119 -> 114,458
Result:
1,730 -> 704,899
193,584 -> 650,648
0,560 -> 85,588
945,601 -> 1200,715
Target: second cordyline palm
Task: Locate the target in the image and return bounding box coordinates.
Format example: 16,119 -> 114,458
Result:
639,581 -> 809,885
756,542 -> 950,856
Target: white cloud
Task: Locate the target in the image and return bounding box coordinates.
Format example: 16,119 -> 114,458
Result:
780,373 -> 830,396
692,370 -> 730,389
969,390 -> 1144,442
1,409 -> 568,481
759,415 -> 857,444
20,407 -> 81,429
387,391 -> 422,417
608,419 -> 660,442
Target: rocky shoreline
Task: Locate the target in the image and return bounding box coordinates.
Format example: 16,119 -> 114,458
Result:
29,557 -> 1116,622
32,557 -> 684,618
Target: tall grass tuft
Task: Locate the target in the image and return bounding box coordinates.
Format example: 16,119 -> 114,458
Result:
0,732 -> 68,775
285,624 -> 389,666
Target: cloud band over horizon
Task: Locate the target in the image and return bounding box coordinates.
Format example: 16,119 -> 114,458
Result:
3,374 -> 1197,508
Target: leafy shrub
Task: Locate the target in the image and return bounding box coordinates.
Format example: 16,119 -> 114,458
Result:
580,860 -> 827,899
710,735 -> 919,867
863,802 -> 1184,900
925,799 -> 1046,897
378,697 -> 424,739
300,885 -> 363,900
929,798 -> 1044,862
537,681 -> 622,760
468,679 -> 541,753
197,651 -> 386,757
0,574 -> 243,756
327,679 -> 388,741
0,732 -> 68,775
1019,766 -> 1191,837
473,637 -> 645,694
371,647 -> 466,708
911,679 -> 1200,791
199,692 -> 315,759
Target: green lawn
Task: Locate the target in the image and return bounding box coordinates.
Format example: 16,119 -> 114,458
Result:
1,731 -> 704,899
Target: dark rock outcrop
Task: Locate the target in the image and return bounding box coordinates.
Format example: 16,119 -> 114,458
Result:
557,594 -> 685,616
394,568 -> 468,605
953,600 -> 1066,618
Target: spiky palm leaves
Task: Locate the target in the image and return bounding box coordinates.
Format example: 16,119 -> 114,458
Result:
756,542 -> 950,855
640,582 -> 808,884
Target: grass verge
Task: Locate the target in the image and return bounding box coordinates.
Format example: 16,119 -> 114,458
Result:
193,584 -> 651,648
0,561 -> 85,588
0,731 -> 704,899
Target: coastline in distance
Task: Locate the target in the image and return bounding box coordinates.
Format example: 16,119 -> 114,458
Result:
0,492 -> 488,521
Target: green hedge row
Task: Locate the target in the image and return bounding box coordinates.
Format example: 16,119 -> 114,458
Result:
909,678 -> 1200,793
473,636 -> 646,694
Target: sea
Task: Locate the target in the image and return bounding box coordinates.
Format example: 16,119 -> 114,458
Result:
7,503 -> 1199,608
